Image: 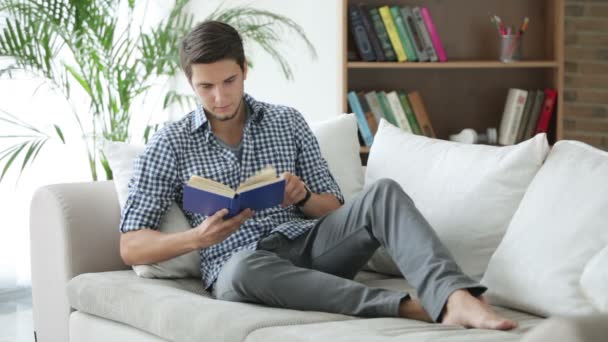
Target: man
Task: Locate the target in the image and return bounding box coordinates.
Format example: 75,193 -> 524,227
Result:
119,20 -> 516,330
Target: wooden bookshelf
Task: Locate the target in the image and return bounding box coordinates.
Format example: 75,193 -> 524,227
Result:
341,0 -> 565,152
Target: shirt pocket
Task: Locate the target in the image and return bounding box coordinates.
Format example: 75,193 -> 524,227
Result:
254,144 -> 296,175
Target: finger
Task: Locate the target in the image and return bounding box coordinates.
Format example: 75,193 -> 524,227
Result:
209,208 -> 229,222
225,208 -> 253,227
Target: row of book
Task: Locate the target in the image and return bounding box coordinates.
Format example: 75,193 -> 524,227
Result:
347,90 -> 436,147
498,88 -> 558,146
349,5 -> 447,63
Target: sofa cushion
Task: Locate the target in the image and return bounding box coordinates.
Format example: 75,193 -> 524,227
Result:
104,141 -> 201,279
67,271 -> 355,342
68,270 -> 544,342
482,141 -> 608,317
103,113 -> 364,279
365,120 -> 549,280
581,246 -> 608,312
309,114 -> 364,203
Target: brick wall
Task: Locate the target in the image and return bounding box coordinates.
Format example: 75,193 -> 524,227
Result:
564,1 -> 608,151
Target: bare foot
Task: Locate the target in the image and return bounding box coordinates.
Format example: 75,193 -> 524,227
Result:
441,290 -> 517,330
398,298 -> 433,322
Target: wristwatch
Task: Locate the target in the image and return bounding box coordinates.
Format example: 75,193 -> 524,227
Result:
295,184 -> 312,207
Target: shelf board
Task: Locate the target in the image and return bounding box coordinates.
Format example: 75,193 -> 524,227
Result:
348,61 -> 560,69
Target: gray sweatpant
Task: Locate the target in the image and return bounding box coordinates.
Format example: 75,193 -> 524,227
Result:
212,178 -> 485,322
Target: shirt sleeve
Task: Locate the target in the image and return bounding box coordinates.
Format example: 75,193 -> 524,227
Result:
292,110 -> 345,205
119,130 -> 180,233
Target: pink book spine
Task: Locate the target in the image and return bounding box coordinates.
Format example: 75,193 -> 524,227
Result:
420,7 -> 447,62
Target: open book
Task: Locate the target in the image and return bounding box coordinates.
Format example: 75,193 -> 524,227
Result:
183,166 -> 286,217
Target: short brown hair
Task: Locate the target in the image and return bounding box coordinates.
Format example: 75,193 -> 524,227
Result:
179,21 -> 245,82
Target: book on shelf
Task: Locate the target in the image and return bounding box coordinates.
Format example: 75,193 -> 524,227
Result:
419,7 -> 447,62
535,89 -> 558,135
358,93 -> 379,136
523,90 -> 546,141
397,91 -> 423,135
378,6 -> 408,62
183,166 -> 285,218
498,88 -> 557,145
350,89 -> 434,144
368,7 -> 397,61
408,91 -> 436,138
359,5 -> 386,61
412,7 -> 438,62
348,5 -> 376,61
516,89 -> 541,142
377,91 -> 400,127
390,6 -> 418,61
364,91 -> 386,125
400,7 -> 429,62
347,91 -> 375,147
386,91 -> 413,132
499,88 -> 528,146
515,89 -> 537,143
348,5 -> 447,63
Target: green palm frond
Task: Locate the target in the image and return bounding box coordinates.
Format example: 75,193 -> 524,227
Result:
0,0 -> 316,183
208,6 -> 317,80
0,109 -> 61,182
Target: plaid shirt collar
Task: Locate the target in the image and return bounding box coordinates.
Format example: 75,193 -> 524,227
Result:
191,93 -> 265,141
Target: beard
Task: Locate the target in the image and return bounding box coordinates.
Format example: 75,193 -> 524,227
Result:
205,98 -> 244,122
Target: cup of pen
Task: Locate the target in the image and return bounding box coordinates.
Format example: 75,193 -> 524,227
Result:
500,34 -> 523,63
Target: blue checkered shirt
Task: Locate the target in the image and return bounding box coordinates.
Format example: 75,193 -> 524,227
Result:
119,94 -> 344,289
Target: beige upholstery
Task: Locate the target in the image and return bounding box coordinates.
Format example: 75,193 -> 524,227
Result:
30,181 -> 129,342
30,181 -> 608,342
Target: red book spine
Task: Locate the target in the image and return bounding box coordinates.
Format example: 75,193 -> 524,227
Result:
535,89 -> 557,134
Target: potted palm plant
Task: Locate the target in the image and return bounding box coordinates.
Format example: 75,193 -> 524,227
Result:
0,0 -> 316,181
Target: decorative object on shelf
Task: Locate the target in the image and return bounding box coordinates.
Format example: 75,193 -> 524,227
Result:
449,128 -> 498,145
492,16 -> 529,63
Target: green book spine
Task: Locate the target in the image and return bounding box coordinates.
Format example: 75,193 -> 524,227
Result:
377,91 -> 399,127
390,6 -> 418,61
398,91 -> 422,135
369,8 -> 397,62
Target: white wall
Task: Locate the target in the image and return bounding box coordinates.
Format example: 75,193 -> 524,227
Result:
0,0 -> 342,288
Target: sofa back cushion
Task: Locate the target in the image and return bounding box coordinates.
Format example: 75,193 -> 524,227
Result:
365,120 -> 549,280
104,113 -> 363,278
482,140 -> 608,316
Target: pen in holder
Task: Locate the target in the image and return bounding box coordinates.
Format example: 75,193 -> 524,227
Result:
500,34 -> 523,63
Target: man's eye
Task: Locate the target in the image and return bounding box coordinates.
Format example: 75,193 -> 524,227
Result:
225,78 -> 235,84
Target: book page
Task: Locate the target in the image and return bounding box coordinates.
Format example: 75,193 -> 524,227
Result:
187,175 -> 235,197
237,177 -> 283,194
237,166 -> 277,190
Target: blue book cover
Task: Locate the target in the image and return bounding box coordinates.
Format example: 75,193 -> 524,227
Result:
347,91 -> 374,147
182,168 -> 286,218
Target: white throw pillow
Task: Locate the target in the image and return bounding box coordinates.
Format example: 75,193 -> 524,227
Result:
104,113 -> 363,278
365,120 -> 549,280
482,141 -> 608,317
104,141 -> 201,278
581,246 -> 608,312
310,114 -> 364,202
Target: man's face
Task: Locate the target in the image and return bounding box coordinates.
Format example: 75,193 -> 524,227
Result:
190,59 -> 247,122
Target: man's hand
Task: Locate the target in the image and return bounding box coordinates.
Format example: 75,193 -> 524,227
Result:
281,172 -> 307,208
190,208 -> 254,248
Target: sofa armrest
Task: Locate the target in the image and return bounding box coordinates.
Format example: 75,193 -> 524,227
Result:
522,314 -> 608,342
30,181 -> 129,342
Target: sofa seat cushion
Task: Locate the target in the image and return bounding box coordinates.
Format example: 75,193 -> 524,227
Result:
68,270 -> 544,342
244,307 -> 544,342
67,271 -> 356,342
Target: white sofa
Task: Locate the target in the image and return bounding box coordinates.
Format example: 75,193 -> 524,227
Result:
30,116 -> 608,341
